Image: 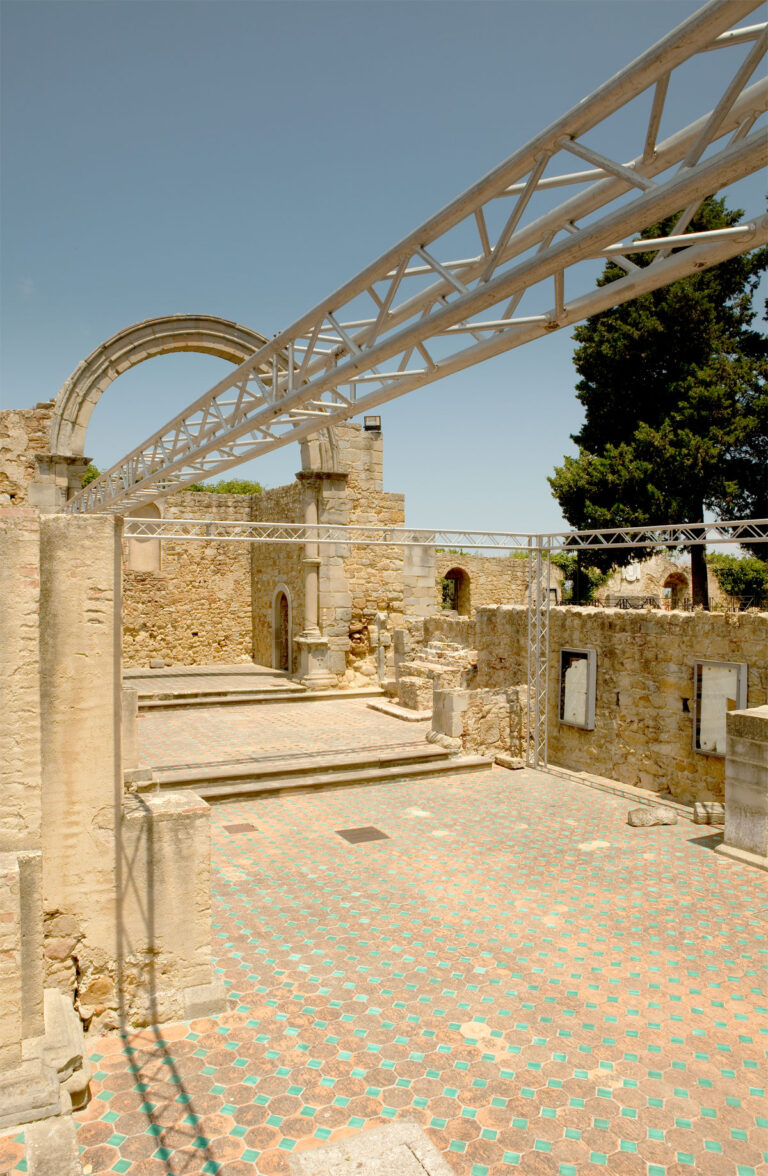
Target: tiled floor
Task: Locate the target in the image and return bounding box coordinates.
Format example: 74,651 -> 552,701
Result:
138,698 -> 424,772
3,760 -> 766,1175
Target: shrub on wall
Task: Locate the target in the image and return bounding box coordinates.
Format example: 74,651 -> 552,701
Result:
707,553 -> 768,603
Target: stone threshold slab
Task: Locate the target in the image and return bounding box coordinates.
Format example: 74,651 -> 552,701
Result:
539,766 -> 697,821
138,687 -> 385,710
289,1120 -> 457,1176
367,699 -> 432,722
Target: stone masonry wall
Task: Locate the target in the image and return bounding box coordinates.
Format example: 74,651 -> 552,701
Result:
596,553 -> 727,609
459,605 -> 768,803
436,553 -> 534,612
0,401 -> 56,506
122,492 -> 254,667
250,483 -> 305,672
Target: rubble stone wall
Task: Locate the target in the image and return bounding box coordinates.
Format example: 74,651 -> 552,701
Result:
596,553 -> 727,608
427,605 -> 768,803
435,553 -> 537,612
0,402 -> 56,506
250,483 -> 305,672
122,492 -> 254,668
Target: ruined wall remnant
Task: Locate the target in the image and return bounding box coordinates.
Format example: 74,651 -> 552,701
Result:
426,605 -> 768,804
123,492 -> 254,668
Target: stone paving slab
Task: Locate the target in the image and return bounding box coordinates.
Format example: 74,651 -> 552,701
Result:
288,1119 -> 457,1174
2,766 -> 767,1176
138,697 -> 425,772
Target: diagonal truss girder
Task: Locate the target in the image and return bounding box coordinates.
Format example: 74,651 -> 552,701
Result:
68,0 -> 768,515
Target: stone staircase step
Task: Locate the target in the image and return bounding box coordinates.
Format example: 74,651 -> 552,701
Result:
189,754 -> 492,802
138,687 -> 384,710
155,744 -> 449,787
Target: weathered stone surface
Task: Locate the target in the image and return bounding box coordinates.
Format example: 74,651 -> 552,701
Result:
289,1119 -> 457,1176
694,800 -> 726,825
26,1114 -> 83,1176
627,805 -> 678,827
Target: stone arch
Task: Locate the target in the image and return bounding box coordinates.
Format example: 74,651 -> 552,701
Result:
272,585 -> 293,672
50,314 -> 273,458
663,570 -> 689,610
442,566 -> 471,615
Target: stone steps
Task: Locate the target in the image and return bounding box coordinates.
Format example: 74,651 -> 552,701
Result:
150,744 -> 491,802
137,686 -> 384,711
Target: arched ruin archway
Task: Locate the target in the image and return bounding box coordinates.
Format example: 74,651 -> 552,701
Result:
442,566 -> 471,615
50,314 -> 273,458
663,571 -> 689,611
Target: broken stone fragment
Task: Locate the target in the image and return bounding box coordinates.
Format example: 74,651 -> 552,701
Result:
627,805 -> 678,827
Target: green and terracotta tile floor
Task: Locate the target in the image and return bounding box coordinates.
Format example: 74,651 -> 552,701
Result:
136,697 -> 425,772
2,756 -> 767,1174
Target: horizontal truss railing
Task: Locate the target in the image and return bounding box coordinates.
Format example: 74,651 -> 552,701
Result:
123,516 -> 768,551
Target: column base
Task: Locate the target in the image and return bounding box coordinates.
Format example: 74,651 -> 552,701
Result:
295,635 -> 337,690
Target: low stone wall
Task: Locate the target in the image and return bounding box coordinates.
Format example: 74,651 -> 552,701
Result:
431,685 -> 526,759
428,605 -> 768,804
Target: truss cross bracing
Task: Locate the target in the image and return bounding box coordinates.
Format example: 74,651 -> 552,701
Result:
123,515 -> 768,769
67,0 -> 767,516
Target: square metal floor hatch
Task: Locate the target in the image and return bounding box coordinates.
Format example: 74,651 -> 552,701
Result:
336,826 -> 389,844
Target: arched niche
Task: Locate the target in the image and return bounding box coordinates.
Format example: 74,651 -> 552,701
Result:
126,503 -> 162,573
272,585 -> 293,672
442,566 -> 471,615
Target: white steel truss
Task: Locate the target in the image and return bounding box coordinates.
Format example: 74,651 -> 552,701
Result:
67,0 -> 767,515
123,515 -> 767,769
122,515 -> 768,552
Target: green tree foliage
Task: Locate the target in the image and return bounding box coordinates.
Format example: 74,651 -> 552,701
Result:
550,552 -> 609,604
81,464 -> 100,486
184,478 -> 263,494
549,197 -> 768,607
706,552 -> 767,604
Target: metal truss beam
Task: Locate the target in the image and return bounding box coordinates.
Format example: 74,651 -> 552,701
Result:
68,0 -> 767,515
123,516 -> 768,551
124,513 -> 767,770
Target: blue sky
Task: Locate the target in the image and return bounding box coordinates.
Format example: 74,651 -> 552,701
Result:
2,0 -> 765,532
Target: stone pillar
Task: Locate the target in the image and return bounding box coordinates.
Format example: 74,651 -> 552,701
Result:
0,511 -> 45,1043
39,515 -> 124,957
403,539 -> 438,619
0,509 -> 43,854
28,454 -> 92,514
716,705 -> 768,872
295,474 -> 336,689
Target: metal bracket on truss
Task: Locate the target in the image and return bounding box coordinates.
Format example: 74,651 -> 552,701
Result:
67,0 -> 767,516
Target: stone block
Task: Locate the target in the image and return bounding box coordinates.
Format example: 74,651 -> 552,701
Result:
693,801 -> 725,825
0,1059 -> 62,1131
718,705 -> 768,867
627,806 -> 678,827
25,1114 -> 83,1176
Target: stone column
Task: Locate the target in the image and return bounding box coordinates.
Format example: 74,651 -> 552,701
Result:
716,705 -> 768,872
294,474 -> 336,688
